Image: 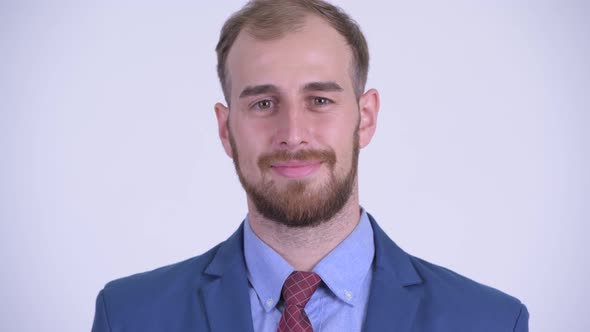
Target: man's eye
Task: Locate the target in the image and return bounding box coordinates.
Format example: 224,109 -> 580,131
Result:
312,97 -> 331,106
255,100 -> 273,110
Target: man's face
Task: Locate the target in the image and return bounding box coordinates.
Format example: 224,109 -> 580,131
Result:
216,15 -> 377,227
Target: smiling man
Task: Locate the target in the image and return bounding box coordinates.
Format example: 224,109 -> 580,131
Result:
92,1 -> 529,331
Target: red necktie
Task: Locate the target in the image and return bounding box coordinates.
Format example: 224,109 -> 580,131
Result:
277,271 -> 322,332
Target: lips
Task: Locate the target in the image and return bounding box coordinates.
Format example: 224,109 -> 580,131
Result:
270,160 -> 323,178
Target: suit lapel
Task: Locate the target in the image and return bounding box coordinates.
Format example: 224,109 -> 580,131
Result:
364,215 -> 424,332
197,216 -> 423,332
199,224 -> 255,332
363,269 -> 423,332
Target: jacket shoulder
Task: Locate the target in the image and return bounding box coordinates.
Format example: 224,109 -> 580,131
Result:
96,244 -> 221,329
104,244 -> 219,293
409,255 -> 527,331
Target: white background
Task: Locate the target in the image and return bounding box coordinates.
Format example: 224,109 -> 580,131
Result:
1,1 -> 588,331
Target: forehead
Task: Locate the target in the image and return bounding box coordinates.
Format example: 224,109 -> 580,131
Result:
226,15 -> 354,99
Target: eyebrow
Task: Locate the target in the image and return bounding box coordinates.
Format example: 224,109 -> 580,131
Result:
302,81 -> 344,93
239,84 -> 280,98
238,81 -> 344,99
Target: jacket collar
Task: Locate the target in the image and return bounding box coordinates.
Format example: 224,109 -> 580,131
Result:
200,223 -> 255,332
363,213 -> 424,332
369,213 -> 422,286
200,214 -> 424,332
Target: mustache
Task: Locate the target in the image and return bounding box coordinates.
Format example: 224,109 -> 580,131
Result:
258,149 -> 337,169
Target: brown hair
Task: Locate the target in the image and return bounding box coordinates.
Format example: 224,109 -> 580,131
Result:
215,0 -> 369,103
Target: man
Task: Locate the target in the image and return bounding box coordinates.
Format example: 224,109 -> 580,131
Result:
92,0 -> 529,331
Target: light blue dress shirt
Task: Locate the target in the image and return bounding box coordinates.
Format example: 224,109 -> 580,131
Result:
243,209 -> 375,332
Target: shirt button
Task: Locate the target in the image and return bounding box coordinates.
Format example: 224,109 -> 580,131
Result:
265,299 -> 274,307
344,291 -> 353,300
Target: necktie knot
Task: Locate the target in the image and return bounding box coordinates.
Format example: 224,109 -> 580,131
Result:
278,271 -> 322,332
281,271 -> 322,308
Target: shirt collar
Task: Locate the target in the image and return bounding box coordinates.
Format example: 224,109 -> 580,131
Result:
244,217 -> 294,312
312,209 -> 374,306
243,209 -> 375,311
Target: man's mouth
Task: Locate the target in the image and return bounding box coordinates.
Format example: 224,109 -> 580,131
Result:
270,160 -> 323,179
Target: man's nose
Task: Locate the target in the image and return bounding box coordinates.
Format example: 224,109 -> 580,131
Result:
273,104 -> 311,149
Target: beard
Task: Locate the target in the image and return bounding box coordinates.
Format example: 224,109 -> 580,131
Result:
228,122 -> 360,228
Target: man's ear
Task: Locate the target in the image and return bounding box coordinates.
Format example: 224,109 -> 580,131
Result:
214,102 -> 233,158
358,88 -> 380,148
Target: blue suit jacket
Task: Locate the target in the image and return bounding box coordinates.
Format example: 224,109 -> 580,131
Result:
92,215 -> 529,331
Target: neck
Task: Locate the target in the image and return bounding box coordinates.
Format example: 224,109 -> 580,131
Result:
247,186 -> 361,272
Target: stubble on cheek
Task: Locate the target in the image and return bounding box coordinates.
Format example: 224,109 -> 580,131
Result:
227,118 -> 360,228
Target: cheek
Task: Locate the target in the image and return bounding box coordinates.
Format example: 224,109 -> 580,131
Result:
323,116 -> 358,147
336,145 -> 355,173
230,115 -> 277,162
231,129 -> 265,172
320,131 -> 357,174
